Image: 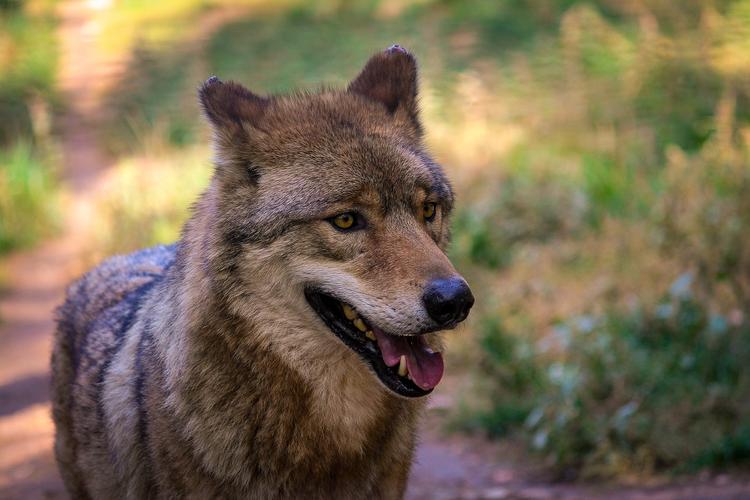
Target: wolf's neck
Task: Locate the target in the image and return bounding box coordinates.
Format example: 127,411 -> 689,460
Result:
149,282 -> 421,485
149,193 -> 423,477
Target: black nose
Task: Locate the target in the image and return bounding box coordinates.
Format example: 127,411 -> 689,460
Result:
422,277 -> 474,327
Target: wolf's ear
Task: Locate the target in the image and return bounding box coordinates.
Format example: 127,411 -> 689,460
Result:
348,45 -> 422,136
199,76 -> 268,133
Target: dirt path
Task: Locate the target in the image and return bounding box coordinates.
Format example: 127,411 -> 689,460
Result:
0,1 -> 116,497
1,3 -> 749,500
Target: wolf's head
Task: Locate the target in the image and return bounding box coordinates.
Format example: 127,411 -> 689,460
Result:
197,46 -> 473,399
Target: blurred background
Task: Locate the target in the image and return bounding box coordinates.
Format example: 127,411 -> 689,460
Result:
1,0 -> 750,498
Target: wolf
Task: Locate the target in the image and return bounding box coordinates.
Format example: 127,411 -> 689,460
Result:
51,45 -> 474,499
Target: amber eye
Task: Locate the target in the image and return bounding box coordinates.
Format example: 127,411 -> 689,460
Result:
330,212 -> 358,231
423,202 -> 437,222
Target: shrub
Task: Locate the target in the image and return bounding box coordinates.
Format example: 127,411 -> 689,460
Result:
451,173 -> 588,269
658,139 -> 750,315
469,274 -> 750,478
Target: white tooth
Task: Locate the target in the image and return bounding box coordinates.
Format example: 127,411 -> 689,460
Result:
342,303 -> 358,321
398,355 -> 408,377
365,330 -> 376,341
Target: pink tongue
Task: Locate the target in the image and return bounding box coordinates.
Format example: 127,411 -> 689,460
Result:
373,329 -> 444,390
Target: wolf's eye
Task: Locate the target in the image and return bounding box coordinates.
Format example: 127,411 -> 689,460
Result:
329,212 -> 361,231
422,202 -> 437,222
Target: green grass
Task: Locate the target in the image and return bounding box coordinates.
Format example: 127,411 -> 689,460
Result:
453,104 -> 750,478
0,1 -> 60,257
0,142 -> 60,252
450,172 -> 588,269
88,147 -> 211,259
467,276 -> 750,477
0,1 -> 58,146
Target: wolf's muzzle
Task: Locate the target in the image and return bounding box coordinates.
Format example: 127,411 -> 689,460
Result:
422,277 -> 474,328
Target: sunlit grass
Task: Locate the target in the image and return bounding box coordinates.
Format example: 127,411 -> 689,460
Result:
0,0 -> 58,145
0,142 -> 60,253
0,0 -> 60,261
87,146 -> 211,261
92,0 -> 320,57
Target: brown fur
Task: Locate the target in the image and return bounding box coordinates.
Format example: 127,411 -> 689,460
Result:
52,46 -> 468,499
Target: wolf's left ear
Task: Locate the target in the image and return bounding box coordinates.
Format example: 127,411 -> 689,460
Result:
348,45 -> 422,136
199,76 -> 268,134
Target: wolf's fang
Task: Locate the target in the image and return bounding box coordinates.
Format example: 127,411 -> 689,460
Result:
398,355 -> 408,377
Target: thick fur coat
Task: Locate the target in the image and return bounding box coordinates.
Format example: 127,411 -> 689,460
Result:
51,46 -> 472,499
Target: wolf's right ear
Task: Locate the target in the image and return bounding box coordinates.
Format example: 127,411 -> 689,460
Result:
199,76 -> 268,133
348,45 -> 422,137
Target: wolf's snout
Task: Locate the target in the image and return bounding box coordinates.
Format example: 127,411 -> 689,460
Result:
422,277 -> 474,327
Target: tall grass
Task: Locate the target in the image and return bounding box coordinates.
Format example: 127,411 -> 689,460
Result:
0,142 -> 59,252
463,273 -> 750,478
0,0 -> 58,146
0,1 -> 60,255
88,147 -> 211,260
447,1 -> 750,477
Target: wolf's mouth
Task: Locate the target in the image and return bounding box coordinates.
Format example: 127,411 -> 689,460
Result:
305,289 -> 444,398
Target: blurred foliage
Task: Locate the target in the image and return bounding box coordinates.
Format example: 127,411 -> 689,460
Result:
0,0 -> 58,145
466,274 -> 750,478
448,0 -> 750,476
0,142 -> 60,252
659,141 -> 750,315
0,0 -> 60,254
88,147 -> 211,259
450,174 -> 588,269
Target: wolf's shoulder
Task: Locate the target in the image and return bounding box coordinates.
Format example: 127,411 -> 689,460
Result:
57,244 -> 177,336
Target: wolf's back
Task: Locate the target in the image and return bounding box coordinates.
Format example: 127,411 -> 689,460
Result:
51,244 -> 176,498
55,244 -> 175,351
